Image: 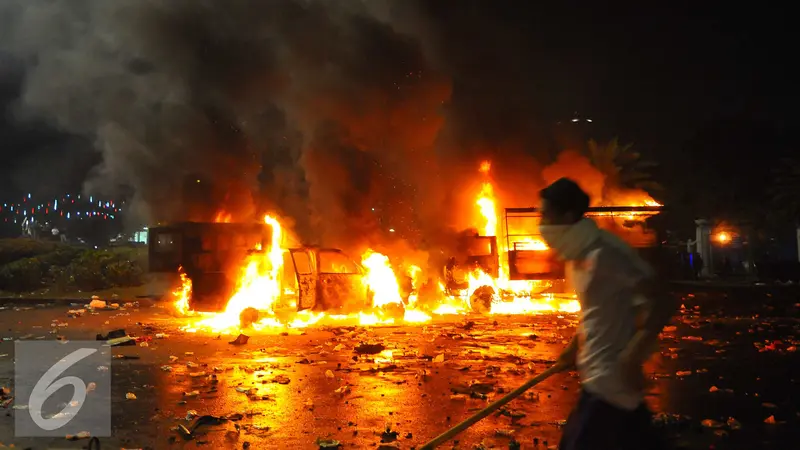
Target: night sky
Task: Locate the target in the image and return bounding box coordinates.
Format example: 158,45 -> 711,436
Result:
0,2 -> 795,221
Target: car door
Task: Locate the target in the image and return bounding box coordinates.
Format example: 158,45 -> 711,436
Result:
316,249 -> 368,313
289,249 -> 317,310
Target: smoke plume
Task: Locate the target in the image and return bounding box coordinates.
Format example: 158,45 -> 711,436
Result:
0,0 -> 450,247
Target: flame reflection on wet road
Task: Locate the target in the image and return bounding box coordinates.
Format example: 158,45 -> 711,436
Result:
0,287 -> 799,449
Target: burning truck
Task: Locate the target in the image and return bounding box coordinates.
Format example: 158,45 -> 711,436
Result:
445,205 -> 662,313
438,160 -> 662,315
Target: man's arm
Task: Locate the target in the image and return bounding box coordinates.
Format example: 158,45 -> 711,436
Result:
621,277 -> 678,365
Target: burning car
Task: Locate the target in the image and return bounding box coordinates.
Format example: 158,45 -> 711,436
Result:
148,221 -> 370,315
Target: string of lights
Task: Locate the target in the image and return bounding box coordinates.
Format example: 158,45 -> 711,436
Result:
0,193 -> 124,224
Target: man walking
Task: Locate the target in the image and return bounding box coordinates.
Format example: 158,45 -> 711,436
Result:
537,178 -> 676,450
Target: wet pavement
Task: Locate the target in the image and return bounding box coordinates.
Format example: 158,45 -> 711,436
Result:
0,285 -> 798,449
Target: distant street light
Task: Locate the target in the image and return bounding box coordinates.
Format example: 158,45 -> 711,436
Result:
715,232 -> 730,244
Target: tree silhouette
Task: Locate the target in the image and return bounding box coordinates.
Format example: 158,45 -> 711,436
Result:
584,138 -> 662,201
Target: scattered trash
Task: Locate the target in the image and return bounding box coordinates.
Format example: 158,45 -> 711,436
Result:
97,329 -> 135,347
727,417 -> 742,430
316,438 -> 341,449
334,385 -> 350,395
230,334 -> 250,346
89,298 -> 107,309
381,423 -> 399,443
177,415 -> 225,439
494,428 -> 515,437
354,342 -> 385,355
273,375 -> 291,385
67,309 -> 86,318
701,419 -> 724,429
66,431 -> 91,440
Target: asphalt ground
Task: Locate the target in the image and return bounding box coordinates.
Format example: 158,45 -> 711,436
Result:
0,284 -> 797,449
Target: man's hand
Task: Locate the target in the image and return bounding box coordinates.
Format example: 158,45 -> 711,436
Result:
553,349 -> 575,372
553,334 -> 579,372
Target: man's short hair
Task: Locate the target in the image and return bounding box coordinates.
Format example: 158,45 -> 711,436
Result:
539,177 -> 590,217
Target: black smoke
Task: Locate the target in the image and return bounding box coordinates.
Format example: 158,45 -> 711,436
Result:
0,0 -> 451,248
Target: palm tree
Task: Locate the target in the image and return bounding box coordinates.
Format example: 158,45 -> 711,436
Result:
584,138 -> 662,202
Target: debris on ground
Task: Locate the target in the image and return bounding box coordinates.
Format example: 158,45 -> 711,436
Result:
66,431 -> 91,440
316,438 -> 341,449
89,297 -> 107,310
177,415 -> 226,439
381,424 -> 399,443
272,375 -> 291,385
354,342 -> 385,355
230,334 -> 250,346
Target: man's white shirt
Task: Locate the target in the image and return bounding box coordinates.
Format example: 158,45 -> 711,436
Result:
570,242 -> 654,411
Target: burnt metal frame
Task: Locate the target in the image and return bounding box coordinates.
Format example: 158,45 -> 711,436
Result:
503,206 -> 663,280
504,205 -> 663,246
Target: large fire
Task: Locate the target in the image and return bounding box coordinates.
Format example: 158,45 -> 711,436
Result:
172,160 -> 660,333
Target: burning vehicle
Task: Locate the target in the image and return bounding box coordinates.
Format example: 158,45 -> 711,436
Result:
443,205 -> 662,313
156,157 -> 662,332
148,220 -> 371,316
440,159 -> 662,314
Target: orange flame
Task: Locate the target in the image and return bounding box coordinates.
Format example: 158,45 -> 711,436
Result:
171,156 -> 663,333
362,251 -> 403,308
361,251 -> 431,323
173,268 -> 192,315
187,215 -> 300,332
214,211 -> 232,223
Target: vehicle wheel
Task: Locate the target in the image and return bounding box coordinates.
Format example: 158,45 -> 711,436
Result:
470,285 -> 495,314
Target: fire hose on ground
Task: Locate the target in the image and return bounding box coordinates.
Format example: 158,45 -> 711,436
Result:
420,364 -> 560,449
